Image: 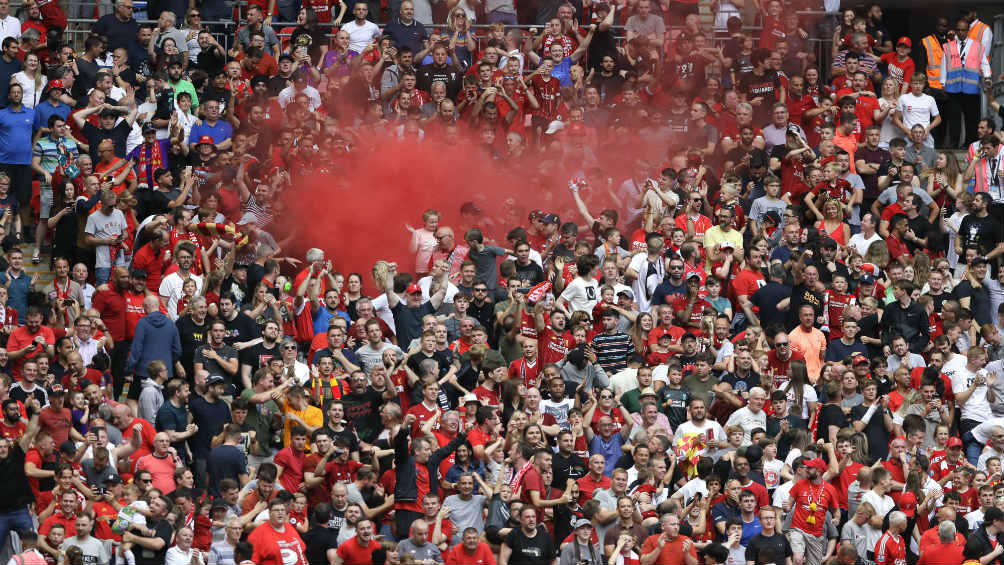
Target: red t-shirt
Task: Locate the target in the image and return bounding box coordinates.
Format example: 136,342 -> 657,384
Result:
789,479 -> 839,536
874,531 -> 906,565
7,325 -> 57,379
408,402 -> 440,437
529,75 -> 562,120
886,234 -> 911,262
248,523 -> 307,565
335,535 -> 379,565
131,243 -> 168,293
444,541 -> 496,564
577,473 -> 611,505
273,446 -> 307,494
879,53 -> 916,87
323,459 -> 363,486
38,406 -> 73,446
674,214 -> 713,238
670,295 -> 712,336
766,350 -> 806,390
508,357 -> 541,390
537,328 -> 573,365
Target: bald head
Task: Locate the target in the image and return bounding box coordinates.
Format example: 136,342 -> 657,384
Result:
143,295 -> 160,314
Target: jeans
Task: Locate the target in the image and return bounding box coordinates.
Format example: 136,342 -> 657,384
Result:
962,419 -> 982,465
95,267 -> 112,286
0,507 -> 34,558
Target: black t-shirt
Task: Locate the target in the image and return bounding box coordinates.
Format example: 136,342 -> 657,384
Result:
175,315 -> 207,377
850,402 -> 889,460
196,47 -> 227,76
787,283 -> 824,329
751,281 -> 792,328
240,341 -> 279,376
905,216 -> 937,255
658,386 -> 690,429
551,451 -> 586,488
134,519 -> 172,565
745,532 -> 793,564
340,388 -> 384,443
82,121 -> 132,160
222,312 -> 261,346
958,214 -> 1004,257
737,70 -> 782,124
391,301 -> 435,351
816,403 -> 848,442
303,525 -> 340,565
133,187 -> 173,221
505,525 -> 556,565
954,280 -> 993,326
514,261 -> 545,286
0,444 -> 33,511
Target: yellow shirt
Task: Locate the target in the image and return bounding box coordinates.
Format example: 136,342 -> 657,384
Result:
281,399 -> 324,448
702,225 -> 744,273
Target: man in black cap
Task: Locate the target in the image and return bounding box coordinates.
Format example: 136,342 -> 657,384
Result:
134,167 -> 192,221
38,383 -> 84,446
127,121 -> 172,188
73,102 -> 138,160
816,236 -> 851,285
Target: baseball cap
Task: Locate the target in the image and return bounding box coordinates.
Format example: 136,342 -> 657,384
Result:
99,108 -> 119,118
821,237 -> 838,250
859,274 -> 876,285
681,332 -> 697,342
574,518 -> 592,529
47,79 -> 66,93
105,475 -> 124,485
852,355 -> 869,366
686,271 -> 702,281
804,458 -> 828,472
528,210 -> 545,221
206,375 -> 226,386
896,37 -> 911,47
970,256 -> 989,267
405,282 -> 422,295
617,289 -> 634,301
142,122 -> 157,134
211,499 -> 230,511
130,268 -> 148,279
48,384 -> 66,396
541,213 -> 560,225
720,241 -> 735,251
947,437 -> 963,449
196,135 -> 215,146
463,393 -> 480,405
59,440 -> 76,455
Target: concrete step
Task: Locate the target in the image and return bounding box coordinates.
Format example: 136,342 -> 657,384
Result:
15,242 -> 56,286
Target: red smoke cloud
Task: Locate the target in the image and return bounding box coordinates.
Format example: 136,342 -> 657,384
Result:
281,131 -> 644,287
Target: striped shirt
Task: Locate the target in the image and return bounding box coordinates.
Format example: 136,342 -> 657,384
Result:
591,331 -> 635,374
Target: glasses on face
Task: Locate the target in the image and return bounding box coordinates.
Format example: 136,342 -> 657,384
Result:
474,288 -> 487,292
140,478 -> 152,483
669,266 -> 683,270
599,394 -> 613,399
282,345 -> 297,350
774,341 -> 789,348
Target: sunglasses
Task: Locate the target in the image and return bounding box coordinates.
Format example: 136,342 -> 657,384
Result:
774,342 -> 789,348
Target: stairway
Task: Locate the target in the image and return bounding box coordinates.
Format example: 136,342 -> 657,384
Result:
17,242 -> 56,289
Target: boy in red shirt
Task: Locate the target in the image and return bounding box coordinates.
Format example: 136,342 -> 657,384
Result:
879,38 -> 916,93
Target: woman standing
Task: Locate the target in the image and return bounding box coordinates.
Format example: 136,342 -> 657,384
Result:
11,53 -> 46,108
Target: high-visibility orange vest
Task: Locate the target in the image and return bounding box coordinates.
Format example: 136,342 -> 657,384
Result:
921,35 -> 944,89
968,20 -> 991,63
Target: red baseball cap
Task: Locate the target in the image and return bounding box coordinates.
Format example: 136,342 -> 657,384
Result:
896,37 -> 911,47
405,283 -> 422,295
197,135 -> 215,146
804,458 -> 828,472
947,437 -> 963,449
852,355 -> 869,366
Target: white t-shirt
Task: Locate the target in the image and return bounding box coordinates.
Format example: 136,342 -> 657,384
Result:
762,458 -> 784,490
159,271 -> 204,321
560,277 -> 600,313
877,97 -> 900,147
628,252 -> 664,313
860,490 -> 895,519
896,93 -> 939,129
85,210 -> 129,269
342,19 -> 381,53
970,417 -> 1004,445
675,419 -> 726,457
725,407 -> 767,446
848,232 -> 883,257
948,357 -> 992,422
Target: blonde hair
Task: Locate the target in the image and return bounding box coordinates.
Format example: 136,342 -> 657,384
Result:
864,240 -> 890,268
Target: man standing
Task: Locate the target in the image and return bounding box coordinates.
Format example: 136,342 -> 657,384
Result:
787,458 -> 840,565
788,305 -> 826,382
127,295 -> 182,383
158,241 -> 202,318
332,518 -> 378,565
940,18 -> 992,148
626,232 -> 666,313
639,513 -> 697,565
0,84 -> 34,238
881,280 -> 930,354
84,191 -> 128,285
121,495 -> 173,565
745,506 -> 792,564
392,413 -> 466,538
59,513 -> 110,565
874,512 -> 909,565
31,114 -> 77,265
0,397 -> 40,553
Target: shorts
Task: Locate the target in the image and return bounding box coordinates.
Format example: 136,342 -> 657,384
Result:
39,186 -> 52,220
789,527 -> 825,564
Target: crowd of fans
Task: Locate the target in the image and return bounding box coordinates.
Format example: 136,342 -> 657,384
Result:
0,0 -> 998,564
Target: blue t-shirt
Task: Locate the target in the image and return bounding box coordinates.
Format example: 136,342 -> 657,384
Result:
189,119 -> 233,145
552,57 -> 573,88
189,396 -> 231,457
0,105 -> 35,164
741,517 -> 763,546
207,444 -> 247,497
32,101 -> 71,132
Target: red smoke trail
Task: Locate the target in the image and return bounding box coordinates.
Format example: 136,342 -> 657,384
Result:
282,132 -> 644,288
